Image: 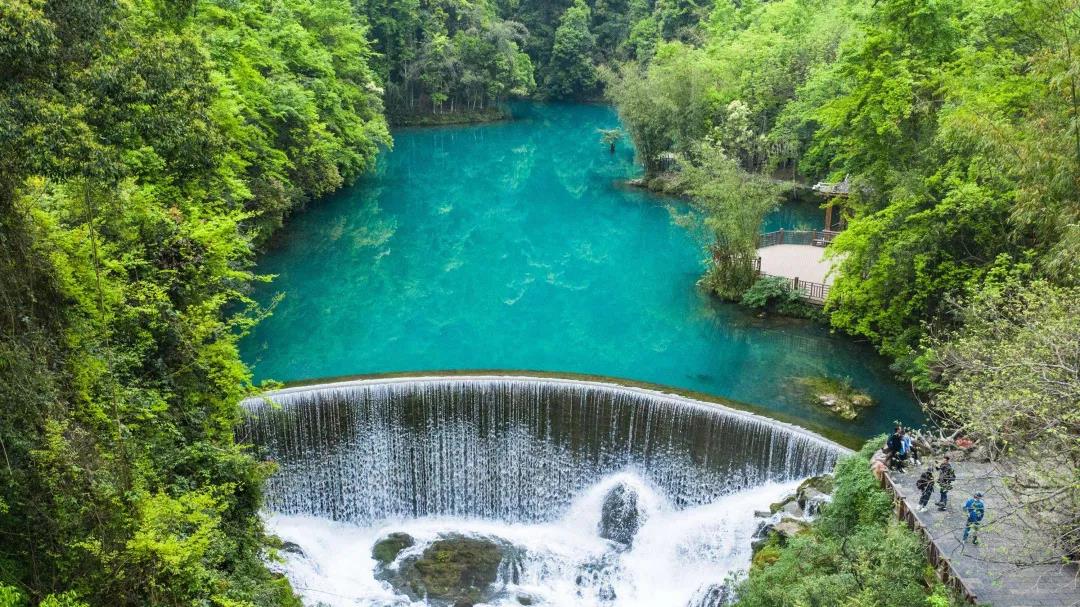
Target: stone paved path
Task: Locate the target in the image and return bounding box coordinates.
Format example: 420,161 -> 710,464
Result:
888,461 -> 1078,606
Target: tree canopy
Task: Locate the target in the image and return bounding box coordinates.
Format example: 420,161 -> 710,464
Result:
606,0 -> 1080,367
0,0 -> 386,604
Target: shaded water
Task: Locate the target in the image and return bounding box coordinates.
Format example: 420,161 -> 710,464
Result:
239,102 -> 921,437
244,377 -> 845,606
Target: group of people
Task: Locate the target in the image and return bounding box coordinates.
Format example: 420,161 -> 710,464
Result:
914,456 -> 955,512
879,426 -> 986,545
885,425 -> 920,471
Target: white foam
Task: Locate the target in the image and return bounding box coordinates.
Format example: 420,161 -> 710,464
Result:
268,471 -> 799,607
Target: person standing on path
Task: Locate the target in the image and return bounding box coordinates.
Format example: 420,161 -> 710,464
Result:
936,456 -> 956,511
901,430 -> 919,467
887,427 -> 904,471
916,467 -> 935,512
962,491 -> 986,545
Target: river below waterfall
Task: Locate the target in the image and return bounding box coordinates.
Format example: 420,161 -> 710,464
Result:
268,476 -> 799,607
239,102 -> 920,438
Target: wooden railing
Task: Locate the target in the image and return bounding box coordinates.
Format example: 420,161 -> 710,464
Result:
880,472 -> 979,604
717,251 -> 831,305
754,266 -> 831,305
758,228 -> 840,248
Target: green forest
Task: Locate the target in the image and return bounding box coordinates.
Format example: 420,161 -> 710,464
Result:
0,0 -> 1077,605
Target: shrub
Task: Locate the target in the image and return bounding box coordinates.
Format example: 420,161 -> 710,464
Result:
734,439 -> 965,607
740,276 -> 821,318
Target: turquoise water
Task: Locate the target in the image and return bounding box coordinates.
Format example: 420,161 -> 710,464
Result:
240,102 -> 921,439
763,193 -> 826,232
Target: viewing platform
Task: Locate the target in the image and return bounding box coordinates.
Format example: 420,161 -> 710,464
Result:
882,464 -> 1079,606
754,229 -> 841,305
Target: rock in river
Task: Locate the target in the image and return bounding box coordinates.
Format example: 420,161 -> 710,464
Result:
795,376 -> 874,420
598,482 -> 644,547
379,533 -> 522,607
372,532 -> 415,566
687,581 -> 737,607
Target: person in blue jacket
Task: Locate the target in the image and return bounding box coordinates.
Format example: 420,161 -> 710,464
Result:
963,491 -> 986,545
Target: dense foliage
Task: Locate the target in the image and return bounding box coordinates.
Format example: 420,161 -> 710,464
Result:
929,280 -> 1080,559
0,0 -> 386,604
607,0 -> 1080,570
607,0 -> 1080,367
356,0 -> 536,122
740,276 -> 818,318
356,0 -> 717,121
735,441 -> 962,607
677,141 -> 782,299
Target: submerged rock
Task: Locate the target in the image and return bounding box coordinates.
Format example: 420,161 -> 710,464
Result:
795,376 -> 874,420
598,482 -> 643,547
382,533 -> 521,607
574,551 -> 622,602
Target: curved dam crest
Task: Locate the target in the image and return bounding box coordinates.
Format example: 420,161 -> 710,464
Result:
241,376 -> 848,525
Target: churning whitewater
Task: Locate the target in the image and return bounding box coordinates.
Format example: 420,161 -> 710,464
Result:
268,474 -> 800,607
241,376 -> 847,606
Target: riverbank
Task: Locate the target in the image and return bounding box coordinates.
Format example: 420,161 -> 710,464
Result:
389,107 -> 509,127
736,440 -> 966,606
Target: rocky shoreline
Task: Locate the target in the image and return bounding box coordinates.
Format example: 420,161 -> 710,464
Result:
749,474 -> 835,569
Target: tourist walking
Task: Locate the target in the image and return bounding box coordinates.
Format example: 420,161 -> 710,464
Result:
962,491 -> 986,545
916,467 -> 935,512
935,457 -> 955,511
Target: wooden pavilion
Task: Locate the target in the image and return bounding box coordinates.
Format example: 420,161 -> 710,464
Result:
812,175 -> 850,231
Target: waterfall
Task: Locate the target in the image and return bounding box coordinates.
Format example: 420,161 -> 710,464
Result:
240,376 -> 846,525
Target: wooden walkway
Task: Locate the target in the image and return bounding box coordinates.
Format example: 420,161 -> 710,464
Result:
883,463 -> 1078,606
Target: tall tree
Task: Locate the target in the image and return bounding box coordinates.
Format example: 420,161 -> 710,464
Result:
544,0 -> 599,99
0,0 -> 387,604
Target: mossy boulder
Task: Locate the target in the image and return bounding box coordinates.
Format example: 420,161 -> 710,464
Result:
768,492 -> 799,515
795,376 -> 874,420
751,517 -> 810,569
372,532 -> 415,566
796,474 -> 835,496
771,518 -> 811,540
796,475 -> 835,514
750,534 -> 784,569
384,534 -> 520,607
